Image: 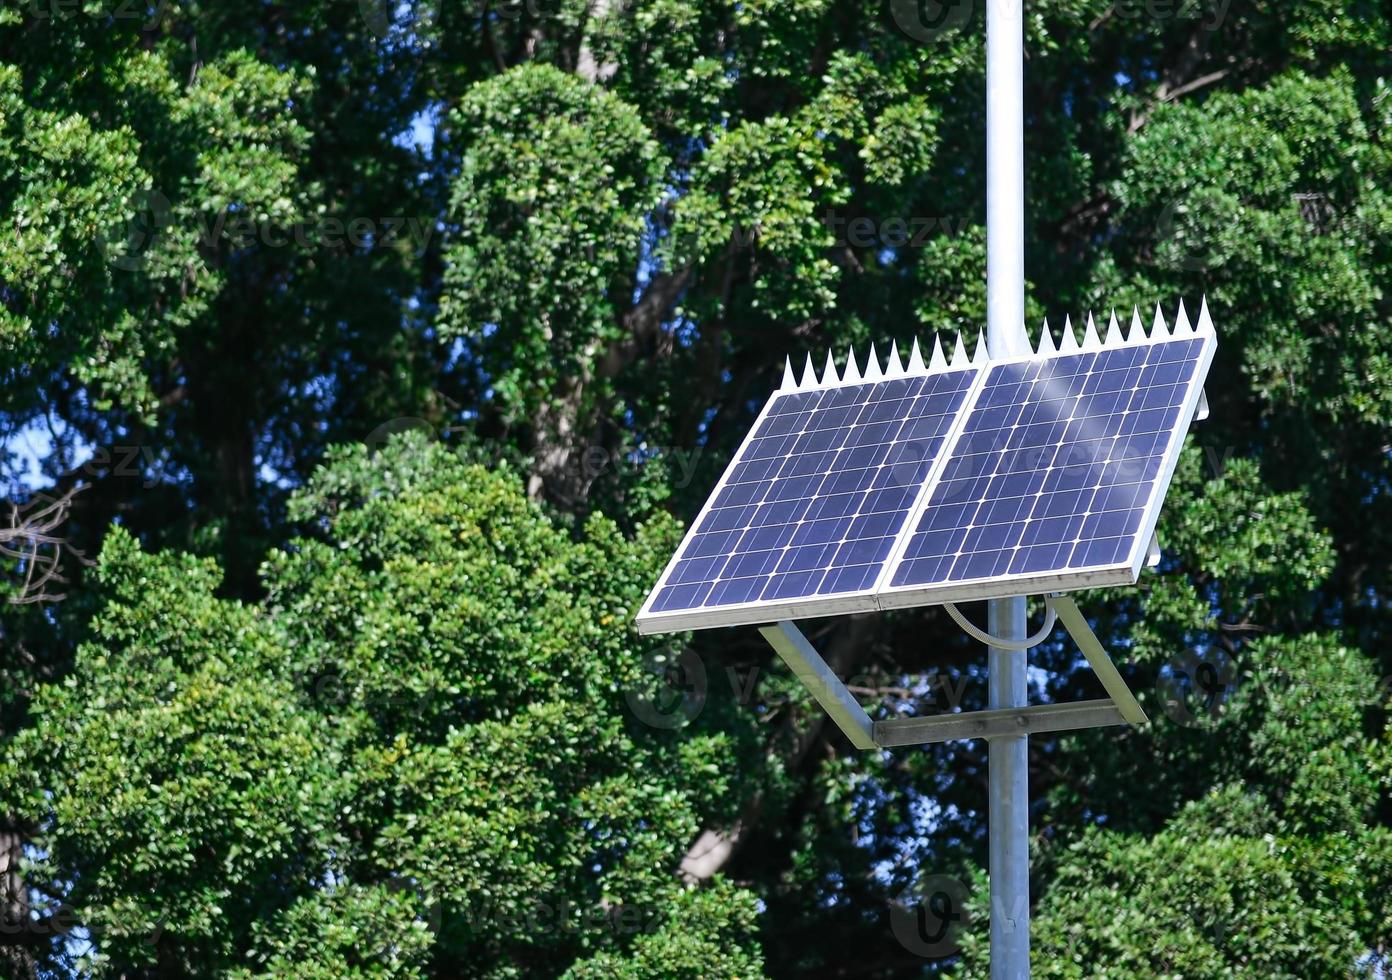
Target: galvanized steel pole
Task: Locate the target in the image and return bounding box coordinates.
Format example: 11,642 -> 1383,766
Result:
985,0 -> 1031,973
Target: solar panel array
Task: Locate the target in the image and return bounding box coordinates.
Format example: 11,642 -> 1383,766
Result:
638,303 -> 1216,634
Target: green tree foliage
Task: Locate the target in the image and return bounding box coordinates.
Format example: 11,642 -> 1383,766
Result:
0,0 -> 1389,975
4,436 -> 762,976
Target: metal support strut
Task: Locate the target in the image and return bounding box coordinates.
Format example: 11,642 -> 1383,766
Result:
758,599 -> 1150,977
758,609 -> 1147,749
986,597 -> 1029,977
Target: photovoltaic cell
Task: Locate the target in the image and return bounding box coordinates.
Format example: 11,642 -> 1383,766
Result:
648,369 -> 977,614
888,337 -> 1205,589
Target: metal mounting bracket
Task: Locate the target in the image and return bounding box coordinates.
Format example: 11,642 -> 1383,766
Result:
758,621 -> 877,749
758,595 -> 1147,749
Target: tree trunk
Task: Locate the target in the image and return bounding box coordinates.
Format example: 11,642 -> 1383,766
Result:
0,823 -> 37,979
681,614 -> 878,882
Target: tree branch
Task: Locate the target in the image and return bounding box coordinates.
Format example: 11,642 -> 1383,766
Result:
0,485 -> 88,604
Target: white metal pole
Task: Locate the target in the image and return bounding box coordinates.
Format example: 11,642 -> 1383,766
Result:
987,598 -> 1029,977
986,0 -> 1027,361
985,0 -> 1031,974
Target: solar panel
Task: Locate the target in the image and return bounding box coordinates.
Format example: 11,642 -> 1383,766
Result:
642,340 -> 981,629
879,311 -> 1213,608
636,302 -> 1215,635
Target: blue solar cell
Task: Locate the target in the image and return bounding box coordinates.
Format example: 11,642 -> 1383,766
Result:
889,337 -> 1204,590
647,368 -> 978,614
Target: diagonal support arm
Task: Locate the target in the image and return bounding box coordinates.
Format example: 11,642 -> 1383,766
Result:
1048,594 -> 1148,725
760,597 -> 1147,750
758,621 -> 877,750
